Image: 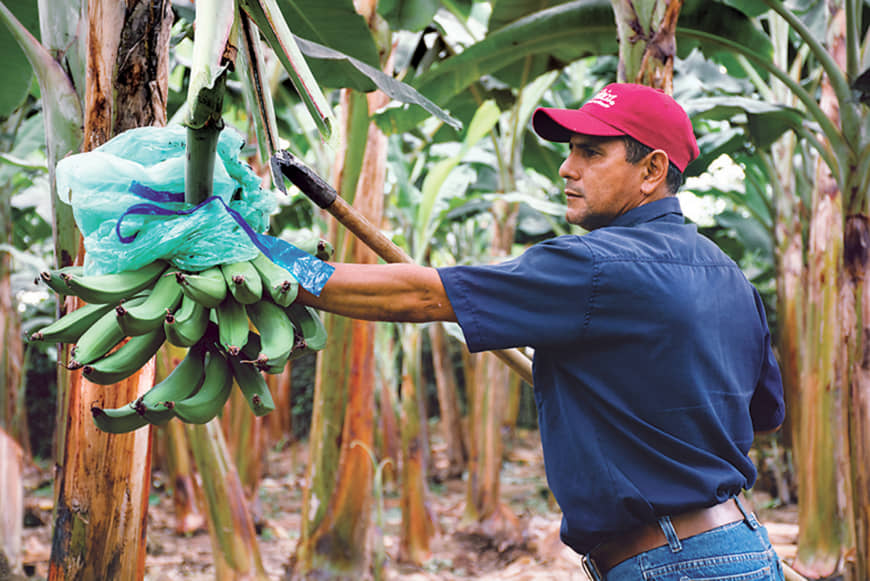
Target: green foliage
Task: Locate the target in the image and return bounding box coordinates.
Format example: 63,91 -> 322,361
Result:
0,1 -> 39,119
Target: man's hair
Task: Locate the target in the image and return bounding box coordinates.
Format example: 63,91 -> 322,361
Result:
622,136 -> 685,194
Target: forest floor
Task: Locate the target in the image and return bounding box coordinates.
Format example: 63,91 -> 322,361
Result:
17,428 -> 799,580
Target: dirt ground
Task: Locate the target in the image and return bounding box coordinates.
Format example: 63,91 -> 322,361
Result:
17,429 -> 798,580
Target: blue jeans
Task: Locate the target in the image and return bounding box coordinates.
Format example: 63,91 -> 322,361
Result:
586,498 -> 785,581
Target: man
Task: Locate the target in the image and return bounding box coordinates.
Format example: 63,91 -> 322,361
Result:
298,83 -> 786,581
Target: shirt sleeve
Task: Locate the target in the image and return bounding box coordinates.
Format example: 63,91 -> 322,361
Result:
437,236 -> 595,352
749,291 -> 785,432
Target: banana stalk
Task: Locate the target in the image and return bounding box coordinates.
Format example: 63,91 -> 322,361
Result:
184,0 -> 235,205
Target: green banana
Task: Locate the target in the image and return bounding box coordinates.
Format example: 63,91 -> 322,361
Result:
246,298 -> 295,369
285,303 -> 328,351
91,403 -> 150,434
38,265 -> 83,295
63,260 -> 168,304
250,252 -> 299,307
228,355 -> 275,416
294,237 -> 334,261
163,294 -> 209,347
139,343 -> 207,412
171,349 -> 234,424
176,267 -> 227,308
69,305 -> 129,368
240,331 -> 288,374
82,326 -> 166,385
215,296 -> 250,356
30,301 -> 115,343
220,260 -> 262,304
116,272 -> 183,336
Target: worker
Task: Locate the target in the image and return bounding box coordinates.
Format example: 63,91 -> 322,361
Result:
298,82 -> 786,581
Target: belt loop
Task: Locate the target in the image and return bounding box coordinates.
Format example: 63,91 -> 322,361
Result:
581,554 -> 605,581
735,495 -> 760,530
657,515 -> 683,552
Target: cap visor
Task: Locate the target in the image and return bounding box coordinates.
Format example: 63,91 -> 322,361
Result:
533,107 -> 625,142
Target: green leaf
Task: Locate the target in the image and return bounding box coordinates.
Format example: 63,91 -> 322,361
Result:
0,1 -> 39,119
416,100 -> 500,259
374,0 -> 618,135
677,2 -> 774,79
239,0 -> 339,145
295,36 -> 461,130
378,0 -> 441,32
685,96 -> 807,150
0,2 -> 81,156
275,0 -> 381,90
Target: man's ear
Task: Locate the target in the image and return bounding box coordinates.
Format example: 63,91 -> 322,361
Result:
640,150 -> 669,195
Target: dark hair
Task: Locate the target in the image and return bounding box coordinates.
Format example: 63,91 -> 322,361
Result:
622,136 -> 685,194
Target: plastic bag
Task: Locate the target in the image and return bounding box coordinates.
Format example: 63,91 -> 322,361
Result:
56,125 -> 276,275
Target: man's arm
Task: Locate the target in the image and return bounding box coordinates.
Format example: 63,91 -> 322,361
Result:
297,263 -> 457,323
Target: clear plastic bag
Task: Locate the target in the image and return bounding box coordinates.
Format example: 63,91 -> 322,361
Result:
56,125 -> 276,275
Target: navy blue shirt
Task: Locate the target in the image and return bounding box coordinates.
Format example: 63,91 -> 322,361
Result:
437,197 -> 784,554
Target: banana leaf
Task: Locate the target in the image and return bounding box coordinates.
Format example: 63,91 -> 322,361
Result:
272,0 -> 379,90
0,1 -> 39,119
374,0 -> 619,135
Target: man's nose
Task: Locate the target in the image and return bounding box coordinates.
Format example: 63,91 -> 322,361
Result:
559,156 -> 578,179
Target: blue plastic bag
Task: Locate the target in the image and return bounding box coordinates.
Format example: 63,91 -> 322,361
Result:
55,125 -> 334,295
56,125 -> 275,275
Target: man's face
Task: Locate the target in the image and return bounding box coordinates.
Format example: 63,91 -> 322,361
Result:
559,135 -> 646,230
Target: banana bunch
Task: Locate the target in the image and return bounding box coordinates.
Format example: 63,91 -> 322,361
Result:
32,239 -> 334,433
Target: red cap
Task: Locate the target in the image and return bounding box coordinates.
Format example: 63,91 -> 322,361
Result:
532,83 -> 699,172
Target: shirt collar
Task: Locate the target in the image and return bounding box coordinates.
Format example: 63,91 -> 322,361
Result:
608,196 -> 684,228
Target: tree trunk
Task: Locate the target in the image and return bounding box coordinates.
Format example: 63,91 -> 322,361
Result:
163,418 -> 206,535
398,325 -> 437,564
48,2 -> 172,579
793,82 -> 849,579
292,85 -> 386,578
428,323 -> 466,479
461,199 -> 521,542
794,9 -> 854,578
0,427 -> 23,577
264,363 -> 293,445
610,0 -> 681,89
186,421 -> 269,581
0,209 -> 27,454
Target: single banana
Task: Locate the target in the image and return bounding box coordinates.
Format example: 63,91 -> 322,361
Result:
215,296 -> 251,356
91,403 -> 150,434
38,265 -> 83,295
69,297 -> 147,368
116,272 -> 183,336
82,326 -> 166,385
228,355 -> 275,416
250,252 -> 299,307
139,343 -> 207,412
240,331 -> 289,374
163,294 -> 209,347
285,303 -> 328,351
246,298 -> 295,369
293,237 -> 335,261
170,349 -> 234,424
220,260 -> 263,304
176,267 -> 227,308
63,260 -> 168,304
30,301 -> 115,343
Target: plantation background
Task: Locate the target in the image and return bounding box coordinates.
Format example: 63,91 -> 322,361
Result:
1,1 -> 868,580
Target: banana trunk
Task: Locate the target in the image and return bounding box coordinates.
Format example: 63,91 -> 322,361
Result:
186,421 -> 269,580
292,87 -> 383,578
398,325 -> 436,564
49,2 -> 173,579
428,323 -> 467,479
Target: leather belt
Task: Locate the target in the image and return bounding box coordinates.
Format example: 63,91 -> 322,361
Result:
587,496 -> 748,575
